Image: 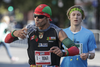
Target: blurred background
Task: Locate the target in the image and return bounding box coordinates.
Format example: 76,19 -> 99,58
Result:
0,0 -> 100,67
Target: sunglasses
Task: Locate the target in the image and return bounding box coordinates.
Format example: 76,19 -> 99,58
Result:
34,15 -> 46,19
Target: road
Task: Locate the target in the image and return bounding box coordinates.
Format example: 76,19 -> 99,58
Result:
0,47 -> 29,67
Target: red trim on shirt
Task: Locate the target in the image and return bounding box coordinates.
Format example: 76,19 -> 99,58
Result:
5,33 -> 15,43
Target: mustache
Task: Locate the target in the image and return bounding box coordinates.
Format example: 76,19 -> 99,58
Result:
35,21 -> 40,23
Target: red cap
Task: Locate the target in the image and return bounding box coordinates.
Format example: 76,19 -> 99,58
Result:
34,4 -> 52,21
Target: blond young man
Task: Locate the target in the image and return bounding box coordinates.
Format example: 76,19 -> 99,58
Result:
60,5 -> 97,67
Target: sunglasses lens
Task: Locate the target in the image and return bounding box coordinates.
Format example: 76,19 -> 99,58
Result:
38,15 -> 45,18
34,15 -> 45,19
34,15 -> 37,18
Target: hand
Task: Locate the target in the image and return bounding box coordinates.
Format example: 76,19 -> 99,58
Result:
49,46 -> 63,57
13,28 -> 27,39
80,53 -> 88,60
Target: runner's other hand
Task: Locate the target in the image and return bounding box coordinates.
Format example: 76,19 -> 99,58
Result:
49,46 -> 63,57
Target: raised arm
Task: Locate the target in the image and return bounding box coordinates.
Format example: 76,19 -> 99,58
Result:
5,28 -> 27,43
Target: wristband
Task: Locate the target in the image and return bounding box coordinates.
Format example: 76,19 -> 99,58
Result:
62,52 -> 65,56
66,50 -> 69,56
63,50 -> 69,56
11,30 -> 16,37
88,54 -> 91,59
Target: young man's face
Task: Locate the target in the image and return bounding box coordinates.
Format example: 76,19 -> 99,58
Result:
34,14 -> 47,27
69,11 -> 82,26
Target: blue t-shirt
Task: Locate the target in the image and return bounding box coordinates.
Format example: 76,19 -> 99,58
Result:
60,26 -> 97,67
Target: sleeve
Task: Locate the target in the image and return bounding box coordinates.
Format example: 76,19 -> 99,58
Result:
50,23 -> 62,38
88,32 -> 97,51
5,33 -> 18,43
26,23 -> 37,36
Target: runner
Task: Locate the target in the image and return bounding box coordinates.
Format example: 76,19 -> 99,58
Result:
5,4 -> 79,67
60,5 -> 97,67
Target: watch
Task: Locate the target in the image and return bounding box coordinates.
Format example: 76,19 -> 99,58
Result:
88,54 -> 91,59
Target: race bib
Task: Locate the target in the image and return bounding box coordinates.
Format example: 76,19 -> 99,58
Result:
75,43 -> 83,55
35,51 -> 51,65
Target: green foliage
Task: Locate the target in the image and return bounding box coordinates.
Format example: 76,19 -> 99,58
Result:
0,0 -> 74,27
11,0 -> 74,13
0,5 -> 8,14
1,0 -> 74,16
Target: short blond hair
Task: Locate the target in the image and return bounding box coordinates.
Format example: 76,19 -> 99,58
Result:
1,16 -> 10,23
67,5 -> 85,19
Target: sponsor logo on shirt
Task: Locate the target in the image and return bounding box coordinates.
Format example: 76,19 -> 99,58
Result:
47,37 -> 56,40
30,35 -> 38,42
38,43 -> 48,47
39,32 -> 43,39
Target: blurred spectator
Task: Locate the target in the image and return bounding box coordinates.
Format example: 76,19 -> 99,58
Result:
8,16 -> 16,31
50,17 -> 58,26
15,21 -> 23,29
27,10 -> 35,25
0,16 -> 19,62
27,20 -> 35,25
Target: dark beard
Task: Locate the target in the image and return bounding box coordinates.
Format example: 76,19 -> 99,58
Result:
38,18 -> 47,27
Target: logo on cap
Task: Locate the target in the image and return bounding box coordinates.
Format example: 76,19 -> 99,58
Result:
38,5 -> 43,9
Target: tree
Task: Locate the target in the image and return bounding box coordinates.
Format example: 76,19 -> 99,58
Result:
0,0 -> 74,28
